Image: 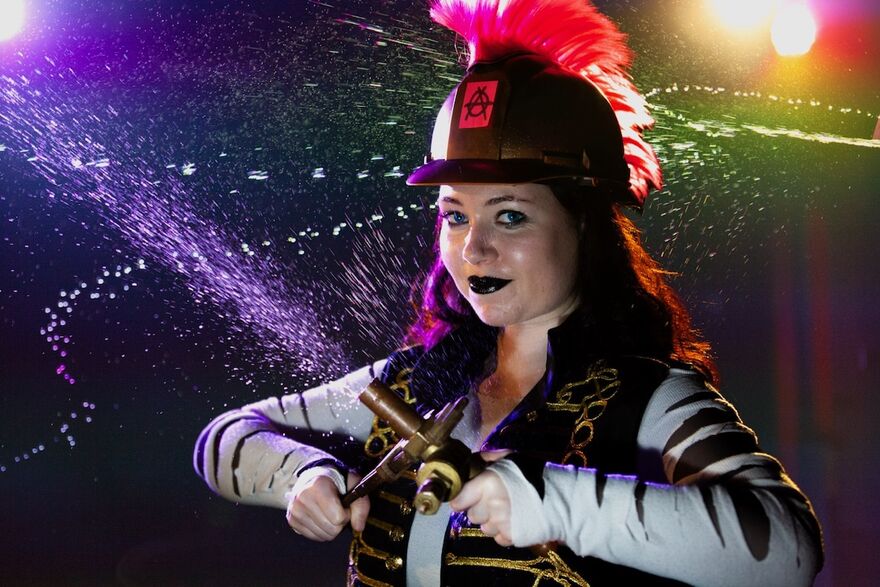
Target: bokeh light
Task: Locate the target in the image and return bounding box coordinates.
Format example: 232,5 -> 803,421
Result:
707,0 -> 777,31
772,3 -> 818,56
0,0 -> 26,42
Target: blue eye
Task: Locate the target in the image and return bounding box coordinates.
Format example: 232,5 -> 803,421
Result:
498,210 -> 526,227
441,210 -> 468,226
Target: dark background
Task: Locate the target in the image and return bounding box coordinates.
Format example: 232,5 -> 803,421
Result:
1,0 -> 878,585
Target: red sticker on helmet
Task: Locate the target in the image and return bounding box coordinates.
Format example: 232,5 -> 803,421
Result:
458,81 -> 498,129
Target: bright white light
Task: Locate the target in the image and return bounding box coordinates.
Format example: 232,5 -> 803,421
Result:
772,3 -> 817,56
0,0 -> 25,42
708,0 -> 777,30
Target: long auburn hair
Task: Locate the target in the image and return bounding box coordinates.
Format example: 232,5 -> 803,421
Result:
405,185 -> 719,385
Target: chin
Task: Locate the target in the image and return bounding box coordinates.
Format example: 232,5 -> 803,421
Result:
473,313 -> 508,328
468,302 -> 518,328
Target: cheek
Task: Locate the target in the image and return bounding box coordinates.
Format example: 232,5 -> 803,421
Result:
439,229 -> 461,278
554,235 -> 581,292
512,231 -> 578,288
507,233 -> 564,267
439,229 -> 451,266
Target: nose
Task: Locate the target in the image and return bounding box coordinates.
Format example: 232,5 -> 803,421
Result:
462,223 -> 496,266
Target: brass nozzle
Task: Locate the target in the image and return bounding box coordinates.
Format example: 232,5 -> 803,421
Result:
360,380 -> 422,438
414,478 -> 447,515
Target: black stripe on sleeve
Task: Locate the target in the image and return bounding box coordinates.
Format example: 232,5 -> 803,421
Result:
634,481 -> 648,538
672,431 -> 759,483
268,449 -> 298,490
212,419 -> 240,487
297,394 -> 312,430
729,487 -> 771,561
595,471 -> 607,508
211,415 -> 266,487
699,485 -> 726,546
232,430 -> 269,498
716,463 -> 771,483
664,391 -> 720,414
194,427 -> 210,478
663,407 -> 737,455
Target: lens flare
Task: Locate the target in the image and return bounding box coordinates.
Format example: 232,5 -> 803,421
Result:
772,4 -> 818,56
0,0 -> 25,42
707,0 -> 777,31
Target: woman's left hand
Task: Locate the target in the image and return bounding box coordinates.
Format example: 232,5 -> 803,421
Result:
449,449 -> 513,547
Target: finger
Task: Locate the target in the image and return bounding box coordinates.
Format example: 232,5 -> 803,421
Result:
492,519 -> 513,545
287,507 -> 337,542
349,496 -> 371,532
466,503 -> 489,525
479,521 -> 513,547
314,492 -> 350,528
298,476 -> 349,528
302,496 -> 348,537
294,513 -> 338,542
293,486 -> 345,536
450,475 -> 484,511
345,472 -> 368,531
347,471 -> 363,488
480,448 -> 513,463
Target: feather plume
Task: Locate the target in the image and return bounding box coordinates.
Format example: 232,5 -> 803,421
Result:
430,0 -> 662,203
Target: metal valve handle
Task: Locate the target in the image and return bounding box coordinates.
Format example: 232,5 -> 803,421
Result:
341,379 -> 469,508
340,378 -> 558,555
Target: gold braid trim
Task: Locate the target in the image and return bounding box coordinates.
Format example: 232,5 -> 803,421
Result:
354,363 -> 615,586
377,490 -> 414,516
545,362 -> 620,467
347,533 -> 395,587
346,563 -> 393,587
366,516 -> 406,543
364,367 -> 415,458
348,531 -> 404,578
456,527 -> 489,538
445,550 -> 590,587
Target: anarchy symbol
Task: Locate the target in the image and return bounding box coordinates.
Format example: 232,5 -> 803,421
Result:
464,86 -> 494,122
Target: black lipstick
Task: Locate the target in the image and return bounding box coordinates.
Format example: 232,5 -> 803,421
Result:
468,276 -> 512,295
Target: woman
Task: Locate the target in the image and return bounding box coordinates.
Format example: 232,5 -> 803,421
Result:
194,1 -> 823,585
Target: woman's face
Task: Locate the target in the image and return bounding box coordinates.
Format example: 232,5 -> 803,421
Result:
438,183 -> 581,330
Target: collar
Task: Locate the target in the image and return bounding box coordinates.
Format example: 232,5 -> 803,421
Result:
408,307 -> 601,413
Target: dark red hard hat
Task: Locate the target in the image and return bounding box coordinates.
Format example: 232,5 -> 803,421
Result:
407,52 -> 634,204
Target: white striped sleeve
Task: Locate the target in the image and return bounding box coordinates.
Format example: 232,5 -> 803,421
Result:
192,359 -> 385,510
497,368 -> 823,587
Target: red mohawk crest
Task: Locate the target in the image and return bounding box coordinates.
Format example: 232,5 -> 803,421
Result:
429,0 -> 662,202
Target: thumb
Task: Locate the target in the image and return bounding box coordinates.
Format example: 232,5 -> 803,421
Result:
349,495 -> 370,532
345,471 -> 369,532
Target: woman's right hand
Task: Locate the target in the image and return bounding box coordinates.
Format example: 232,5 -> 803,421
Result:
286,472 -> 370,541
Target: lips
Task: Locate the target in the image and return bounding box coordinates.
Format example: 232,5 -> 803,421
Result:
468,276 -> 512,295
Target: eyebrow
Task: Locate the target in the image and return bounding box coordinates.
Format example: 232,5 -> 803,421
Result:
438,195 -> 531,206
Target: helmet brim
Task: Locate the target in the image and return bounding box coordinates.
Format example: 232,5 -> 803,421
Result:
406,158 -> 589,186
